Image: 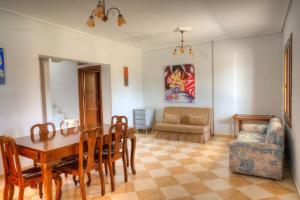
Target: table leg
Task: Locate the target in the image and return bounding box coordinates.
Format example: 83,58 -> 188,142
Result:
41,163 -> 53,200
130,136 -> 136,174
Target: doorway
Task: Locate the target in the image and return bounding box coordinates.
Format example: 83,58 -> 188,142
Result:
39,57 -> 109,129
78,66 -> 103,129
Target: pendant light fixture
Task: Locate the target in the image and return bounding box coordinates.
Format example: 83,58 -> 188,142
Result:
87,0 -> 126,27
173,28 -> 193,55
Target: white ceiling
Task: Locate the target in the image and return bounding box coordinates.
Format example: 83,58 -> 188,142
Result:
0,0 -> 290,50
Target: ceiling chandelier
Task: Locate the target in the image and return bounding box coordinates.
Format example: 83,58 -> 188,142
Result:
173,29 -> 193,55
86,0 -> 126,27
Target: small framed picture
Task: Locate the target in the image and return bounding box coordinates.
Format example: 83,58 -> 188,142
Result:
0,48 -> 5,85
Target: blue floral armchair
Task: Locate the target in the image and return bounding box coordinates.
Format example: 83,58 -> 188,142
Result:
229,118 -> 284,180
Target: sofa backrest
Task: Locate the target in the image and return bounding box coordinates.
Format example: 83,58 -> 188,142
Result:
163,107 -> 212,127
266,118 -> 284,147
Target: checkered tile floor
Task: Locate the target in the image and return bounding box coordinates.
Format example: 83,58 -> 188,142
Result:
0,134 -> 299,200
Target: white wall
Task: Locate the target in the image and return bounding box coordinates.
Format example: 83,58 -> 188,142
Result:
0,10 -> 143,173
142,33 -> 282,135
214,34 -> 282,133
283,0 -> 300,193
49,60 -> 79,120
142,43 -> 213,122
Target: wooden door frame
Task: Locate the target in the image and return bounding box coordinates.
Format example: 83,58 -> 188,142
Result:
78,65 -> 103,129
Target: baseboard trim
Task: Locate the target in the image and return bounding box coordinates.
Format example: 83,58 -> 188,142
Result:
286,158 -> 300,195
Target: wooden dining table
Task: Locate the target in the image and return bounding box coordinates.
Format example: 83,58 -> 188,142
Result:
15,124 -> 137,200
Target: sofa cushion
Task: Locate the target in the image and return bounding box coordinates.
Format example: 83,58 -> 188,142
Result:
266,118 -> 283,146
164,113 -> 181,124
155,123 -> 209,134
237,132 -> 267,143
241,124 -> 268,133
185,115 -> 207,126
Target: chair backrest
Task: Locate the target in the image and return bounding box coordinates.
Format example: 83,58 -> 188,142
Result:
60,119 -> 80,134
79,127 -> 103,172
111,116 -> 128,125
108,123 -> 127,160
0,136 -> 22,180
30,122 -> 56,140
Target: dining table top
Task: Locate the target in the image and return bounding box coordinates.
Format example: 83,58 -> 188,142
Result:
15,124 -> 135,153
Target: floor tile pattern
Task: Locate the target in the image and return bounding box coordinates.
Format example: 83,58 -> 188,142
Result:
0,134 -> 299,200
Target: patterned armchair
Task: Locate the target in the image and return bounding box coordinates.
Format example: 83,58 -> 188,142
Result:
229,118 -> 284,180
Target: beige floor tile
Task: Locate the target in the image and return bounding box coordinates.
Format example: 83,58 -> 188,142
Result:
223,176 -> 253,187
168,166 -> 189,175
174,173 -> 199,184
193,192 -> 223,200
132,178 -> 157,191
161,160 -> 181,168
144,162 -> 164,170
193,171 -> 219,181
203,178 -> 232,191
154,176 -> 179,187
160,185 -> 190,200
211,167 -> 232,178
178,158 -> 197,165
258,181 -> 294,195
217,188 -> 251,200
182,182 -> 211,195
278,193 -> 300,200
111,192 -> 139,200
136,188 -> 166,200
184,163 -> 206,172
238,185 -> 274,200
149,168 -> 171,178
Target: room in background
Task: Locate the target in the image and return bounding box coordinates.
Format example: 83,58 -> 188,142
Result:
164,64 -> 195,103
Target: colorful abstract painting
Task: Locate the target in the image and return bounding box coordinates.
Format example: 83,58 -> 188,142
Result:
0,48 -> 5,85
165,64 -> 195,103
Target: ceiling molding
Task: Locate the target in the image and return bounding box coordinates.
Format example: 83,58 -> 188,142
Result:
281,0 -> 293,32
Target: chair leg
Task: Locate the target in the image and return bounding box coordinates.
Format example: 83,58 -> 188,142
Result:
125,145 -> 129,167
18,186 -> 24,200
8,184 -> 14,200
86,172 -> 92,186
54,175 -> 62,200
3,182 -> 9,200
79,173 -> 87,200
122,152 -> 128,182
98,164 -> 105,196
108,161 -> 115,192
38,182 -> 43,199
73,175 -> 79,186
104,163 -> 108,175
113,162 -> 116,175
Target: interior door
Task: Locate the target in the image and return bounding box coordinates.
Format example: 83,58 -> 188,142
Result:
78,66 -> 103,129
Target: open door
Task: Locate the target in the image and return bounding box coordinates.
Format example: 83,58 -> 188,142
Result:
78,66 -> 103,129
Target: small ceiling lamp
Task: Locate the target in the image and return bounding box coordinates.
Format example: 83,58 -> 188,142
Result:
173,28 -> 193,55
87,0 -> 126,27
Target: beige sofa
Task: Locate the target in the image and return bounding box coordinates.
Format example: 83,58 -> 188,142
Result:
154,107 -> 212,143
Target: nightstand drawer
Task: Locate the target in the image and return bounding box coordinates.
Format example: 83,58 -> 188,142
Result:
134,110 -> 145,115
135,119 -> 145,125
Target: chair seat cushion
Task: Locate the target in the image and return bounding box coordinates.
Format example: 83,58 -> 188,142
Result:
155,123 -> 209,134
237,132 -> 267,143
23,166 -> 60,180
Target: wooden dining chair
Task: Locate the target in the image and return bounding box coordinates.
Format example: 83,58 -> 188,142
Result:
30,122 -> 56,141
55,127 -> 105,199
102,123 -> 128,192
60,119 -> 80,134
0,135 -> 62,200
110,116 -> 129,170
